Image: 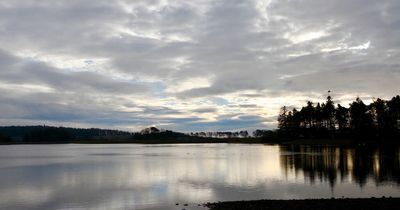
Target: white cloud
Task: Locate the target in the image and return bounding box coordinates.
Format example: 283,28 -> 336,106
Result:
285,30 -> 329,44
349,41 -> 371,50
166,77 -> 212,93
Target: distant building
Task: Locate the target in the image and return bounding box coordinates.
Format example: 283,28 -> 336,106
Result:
140,127 -> 160,135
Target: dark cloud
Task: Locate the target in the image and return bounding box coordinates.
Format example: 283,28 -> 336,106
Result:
191,107 -> 218,113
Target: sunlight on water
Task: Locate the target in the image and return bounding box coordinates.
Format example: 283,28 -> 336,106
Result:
0,144 -> 399,210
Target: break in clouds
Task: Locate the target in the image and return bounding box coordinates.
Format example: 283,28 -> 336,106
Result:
0,0 -> 399,131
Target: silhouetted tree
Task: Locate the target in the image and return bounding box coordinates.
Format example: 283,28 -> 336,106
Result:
370,98 -> 388,130
323,95 -> 335,130
289,108 -> 301,131
315,103 -> 323,129
277,94 -> 400,141
336,104 -> 349,130
387,95 -> 400,130
349,97 -> 373,133
239,130 -> 249,138
253,130 -> 265,137
278,106 -> 289,130
301,101 -> 315,128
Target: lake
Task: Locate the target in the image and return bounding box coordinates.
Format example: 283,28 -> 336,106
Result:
0,144 -> 399,210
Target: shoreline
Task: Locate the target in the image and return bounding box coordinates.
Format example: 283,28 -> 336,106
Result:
1,138 -> 398,146
204,197 -> 400,210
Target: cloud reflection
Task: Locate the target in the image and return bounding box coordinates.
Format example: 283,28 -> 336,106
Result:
0,144 -> 399,210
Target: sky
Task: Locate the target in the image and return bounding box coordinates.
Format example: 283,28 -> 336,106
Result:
0,0 -> 399,132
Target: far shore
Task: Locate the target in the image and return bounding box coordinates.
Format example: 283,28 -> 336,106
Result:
1,137 -> 398,146
204,197 -> 400,210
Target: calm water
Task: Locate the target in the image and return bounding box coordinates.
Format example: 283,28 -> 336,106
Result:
0,144 -> 399,210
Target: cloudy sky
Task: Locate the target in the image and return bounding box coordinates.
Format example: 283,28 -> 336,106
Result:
0,0 -> 399,132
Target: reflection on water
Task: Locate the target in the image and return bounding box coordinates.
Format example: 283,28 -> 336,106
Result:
280,146 -> 400,187
0,144 -> 399,210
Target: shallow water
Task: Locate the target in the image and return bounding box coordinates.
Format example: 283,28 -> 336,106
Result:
0,144 -> 399,210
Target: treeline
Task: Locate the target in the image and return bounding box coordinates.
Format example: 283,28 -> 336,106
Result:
0,126 -> 132,142
277,94 -> 400,141
133,130 -> 195,140
189,131 -> 249,138
0,125 -> 250,144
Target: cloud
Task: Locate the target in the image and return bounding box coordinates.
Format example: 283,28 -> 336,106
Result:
191,107 -> 218,114
0,49 -> 149,95
0,0 -> 399,131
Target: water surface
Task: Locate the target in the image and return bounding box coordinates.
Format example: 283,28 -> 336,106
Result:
0,144 -> 399,210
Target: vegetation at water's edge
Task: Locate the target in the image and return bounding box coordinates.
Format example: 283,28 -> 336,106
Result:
268,94 -> 400,143
0,126 -> 193,143
0,125 -> 255,144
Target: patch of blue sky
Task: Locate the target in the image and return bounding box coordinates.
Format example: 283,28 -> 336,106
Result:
212,97 -> 229,106
150,81 -> 168,98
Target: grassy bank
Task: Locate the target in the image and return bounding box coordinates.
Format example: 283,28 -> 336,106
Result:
205,197 -> 400,210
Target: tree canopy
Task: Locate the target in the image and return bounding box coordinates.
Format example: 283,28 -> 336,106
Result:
277,94 -> 400,141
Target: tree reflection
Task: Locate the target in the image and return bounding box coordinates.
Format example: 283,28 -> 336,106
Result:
280,146 -> 400,188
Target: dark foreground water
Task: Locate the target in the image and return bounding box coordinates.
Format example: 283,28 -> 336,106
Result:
0,144 -> 399,210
